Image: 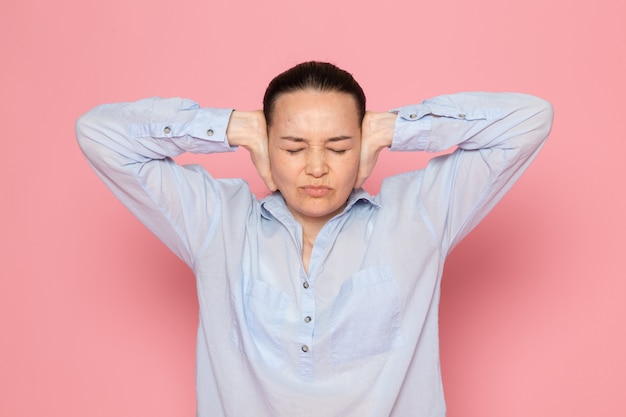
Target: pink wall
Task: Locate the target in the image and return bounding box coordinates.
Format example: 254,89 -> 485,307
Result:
2,0 -> 624,415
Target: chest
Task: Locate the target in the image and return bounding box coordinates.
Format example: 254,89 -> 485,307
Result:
195,205 -> 443,373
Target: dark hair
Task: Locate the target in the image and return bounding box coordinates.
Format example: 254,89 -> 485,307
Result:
263,61 -> 366,126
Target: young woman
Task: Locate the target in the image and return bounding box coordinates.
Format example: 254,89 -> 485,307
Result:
76,61 -> 553,417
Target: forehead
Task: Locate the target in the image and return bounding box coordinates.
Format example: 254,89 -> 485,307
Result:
271,89 -> 360,131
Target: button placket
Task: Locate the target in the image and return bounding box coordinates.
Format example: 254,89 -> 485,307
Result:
298,272 -> 315,366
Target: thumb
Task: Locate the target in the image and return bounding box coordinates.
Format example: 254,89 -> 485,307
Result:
263,172 -> 277,192
250,152 -> 277,192
354,146 -> 380,189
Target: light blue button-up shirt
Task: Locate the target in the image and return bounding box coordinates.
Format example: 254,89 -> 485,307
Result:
76,92 -> 553,417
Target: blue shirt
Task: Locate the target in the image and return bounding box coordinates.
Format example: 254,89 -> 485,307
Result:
76,92 -> 553,417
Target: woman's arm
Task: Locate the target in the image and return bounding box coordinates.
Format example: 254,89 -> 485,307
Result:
368,92 -> 553,252
76,97 -> 261,268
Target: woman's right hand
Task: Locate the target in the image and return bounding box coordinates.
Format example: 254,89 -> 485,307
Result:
226,110 -> 277,192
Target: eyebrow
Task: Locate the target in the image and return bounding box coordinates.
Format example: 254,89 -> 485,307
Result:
279,135 -> 353,143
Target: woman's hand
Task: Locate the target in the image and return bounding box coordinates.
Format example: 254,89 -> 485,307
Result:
355,111 -> 397,189
226,110 -> 277,191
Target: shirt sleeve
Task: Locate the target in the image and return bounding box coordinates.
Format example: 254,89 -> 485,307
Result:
388,92 -> 554,252
75,97 -> 240,268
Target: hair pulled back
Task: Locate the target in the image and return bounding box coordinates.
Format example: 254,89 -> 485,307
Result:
263,61 -> 366,126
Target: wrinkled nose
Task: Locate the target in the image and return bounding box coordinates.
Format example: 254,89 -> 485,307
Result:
304,150 -> 329,177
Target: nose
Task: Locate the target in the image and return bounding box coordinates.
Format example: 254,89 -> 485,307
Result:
304,149 -> 329,177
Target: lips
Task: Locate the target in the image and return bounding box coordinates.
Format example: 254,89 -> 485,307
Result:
300,185 -> 331,197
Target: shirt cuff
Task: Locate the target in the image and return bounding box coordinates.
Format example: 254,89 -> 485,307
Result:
388,105 -> 432,152
189,107 -> 233,141
128,105 -> 235,154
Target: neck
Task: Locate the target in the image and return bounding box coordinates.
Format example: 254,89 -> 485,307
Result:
301,221 -> 324,246
299,220 -> 326,274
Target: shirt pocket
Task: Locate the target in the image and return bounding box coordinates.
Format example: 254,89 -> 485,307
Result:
243,279 -> 290,368
330,265 -> 402,363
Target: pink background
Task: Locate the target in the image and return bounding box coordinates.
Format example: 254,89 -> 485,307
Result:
2,0 -> 625,415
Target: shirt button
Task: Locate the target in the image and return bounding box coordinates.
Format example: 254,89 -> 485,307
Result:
457,113 -> 466,118
301,345 -> 309,353
408,113 -> 418,119
206,129 -> 214,136
163,126 -> 171,134
304,316 -> 312,323
303,281 -> 310,289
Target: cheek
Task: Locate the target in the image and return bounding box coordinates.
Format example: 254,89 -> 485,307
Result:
339,156 -> 360,181
269,153 -> 296,185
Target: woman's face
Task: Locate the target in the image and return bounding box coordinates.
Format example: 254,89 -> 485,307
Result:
268,89 -> 361,226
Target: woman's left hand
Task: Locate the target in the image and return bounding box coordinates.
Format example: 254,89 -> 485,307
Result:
355,111 -> 397,189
